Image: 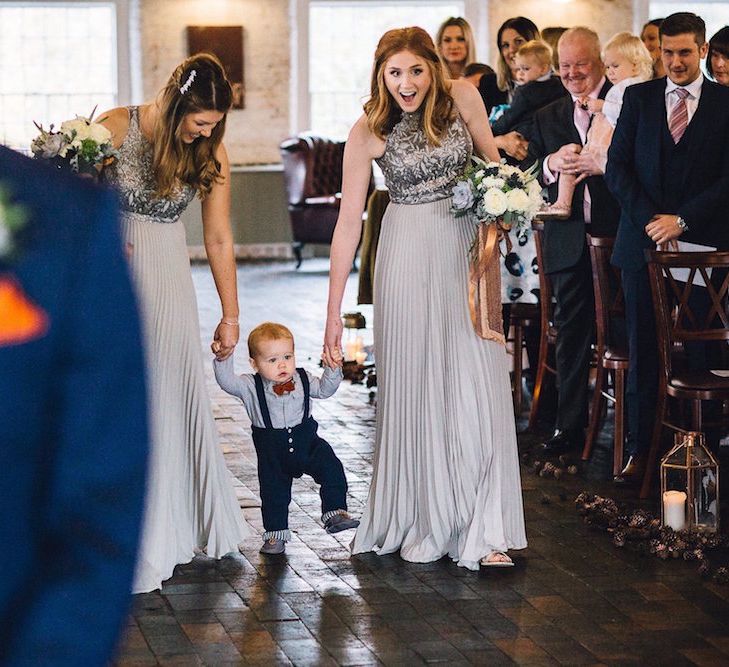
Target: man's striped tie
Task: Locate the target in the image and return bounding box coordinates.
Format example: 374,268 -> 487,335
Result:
668,87 -> 689,144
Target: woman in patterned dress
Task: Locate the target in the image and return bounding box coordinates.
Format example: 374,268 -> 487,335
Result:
324,28 -> 527,569
100,53 -> 251,593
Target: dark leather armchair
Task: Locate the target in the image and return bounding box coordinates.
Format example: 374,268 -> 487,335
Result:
279,134 -> 373,267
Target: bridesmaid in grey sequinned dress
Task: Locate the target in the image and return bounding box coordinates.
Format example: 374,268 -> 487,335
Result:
324,28 -> 527,570
101,54 -> 251,593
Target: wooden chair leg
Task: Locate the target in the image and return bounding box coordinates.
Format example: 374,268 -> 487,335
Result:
692,399 -> 702,431
292,242 -> 304,269
528,333 -> 549,430
640,393 -> 666,499
583,363 -> 606,461
513,323 -> 523,416
613,368 -> 625,477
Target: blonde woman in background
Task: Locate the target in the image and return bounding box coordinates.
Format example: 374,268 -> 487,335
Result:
99,53 -> 252,593
435,16 -> 476,79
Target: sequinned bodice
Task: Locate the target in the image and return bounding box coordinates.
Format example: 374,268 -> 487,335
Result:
103,107 -> 195,222
376,111 -> 472,204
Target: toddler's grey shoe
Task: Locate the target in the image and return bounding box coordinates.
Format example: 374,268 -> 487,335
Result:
324,512 -> 360,534
260,537 -> 286,554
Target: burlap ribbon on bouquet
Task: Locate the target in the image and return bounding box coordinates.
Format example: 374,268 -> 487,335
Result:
468,221 -> 510,344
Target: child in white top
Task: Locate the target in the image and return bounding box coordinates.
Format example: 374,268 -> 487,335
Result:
538,32 -> 654,219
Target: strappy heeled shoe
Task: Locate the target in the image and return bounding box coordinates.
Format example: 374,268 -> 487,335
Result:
479,551 -> 514,567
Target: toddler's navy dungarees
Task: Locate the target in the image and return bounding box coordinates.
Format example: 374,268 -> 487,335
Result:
252,368 -> 348,535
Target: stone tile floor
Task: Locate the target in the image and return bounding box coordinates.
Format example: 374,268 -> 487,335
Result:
116,259 -> 729,666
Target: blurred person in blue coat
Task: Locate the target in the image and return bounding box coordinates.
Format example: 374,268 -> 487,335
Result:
0,145 -> 148,666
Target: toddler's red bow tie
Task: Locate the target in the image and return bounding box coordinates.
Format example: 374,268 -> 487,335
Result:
273,378 -> 295,396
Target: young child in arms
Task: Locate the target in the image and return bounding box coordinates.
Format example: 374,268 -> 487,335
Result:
538,32 -> 653,219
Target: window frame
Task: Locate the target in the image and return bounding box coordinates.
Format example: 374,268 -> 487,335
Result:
291,0 -> 488,135
0,0 -> 139,106
636,0 -> 729,35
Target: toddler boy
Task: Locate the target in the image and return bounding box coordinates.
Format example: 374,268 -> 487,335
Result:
214,322 -> 358,554
490,40 -> 568,140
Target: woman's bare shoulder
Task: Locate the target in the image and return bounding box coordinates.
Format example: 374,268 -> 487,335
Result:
449,79 -> 481,107
348,114 -> 385,159
97,106 -> 131,149
449,79 -> 485,122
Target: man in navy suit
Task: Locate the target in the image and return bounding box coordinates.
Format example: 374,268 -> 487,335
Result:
606,12 -> 729,483
526,27 -> 620,454
0,146 -> 149,665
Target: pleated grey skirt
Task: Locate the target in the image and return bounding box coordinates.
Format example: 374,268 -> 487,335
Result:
351,197 -> 527,570
123,214 -> 251,593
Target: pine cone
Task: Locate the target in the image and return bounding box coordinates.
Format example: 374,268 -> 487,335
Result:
713,567 -> 729,584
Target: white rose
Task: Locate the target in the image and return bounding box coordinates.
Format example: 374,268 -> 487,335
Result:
60,118 -> 88,139
483,188 -> 508,217
482,176 -> 505,190
506,188 -> 530,213
87,122 -> 111,144
474,169 -> 485,179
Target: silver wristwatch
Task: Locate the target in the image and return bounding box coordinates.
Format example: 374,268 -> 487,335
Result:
676,215 -> 689,232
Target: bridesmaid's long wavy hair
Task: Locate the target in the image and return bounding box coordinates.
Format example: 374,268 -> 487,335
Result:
152,53 -> 232,198
364,27 -> 454,146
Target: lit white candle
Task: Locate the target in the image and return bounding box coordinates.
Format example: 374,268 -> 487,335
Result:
344,340 -> 357,361
663,490 -> 687,531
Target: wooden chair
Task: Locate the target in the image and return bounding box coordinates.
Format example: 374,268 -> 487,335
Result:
279,134 -> 373,268
641,250 -> 729,498
528,220 -> 558,430
583,235 -> 629,476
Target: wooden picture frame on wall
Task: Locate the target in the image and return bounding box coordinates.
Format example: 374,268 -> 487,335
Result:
186,26 -> 244,109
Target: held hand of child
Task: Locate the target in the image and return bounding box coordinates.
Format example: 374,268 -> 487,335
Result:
331,346 -> 344,366
321,346 -> 343,369
548,143 -> 582,174
581,98 -> 604,114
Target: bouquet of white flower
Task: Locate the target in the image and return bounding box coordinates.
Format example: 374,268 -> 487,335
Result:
451,156 -> 543,240
31,107 -> 118,176
450,156 -> 544,342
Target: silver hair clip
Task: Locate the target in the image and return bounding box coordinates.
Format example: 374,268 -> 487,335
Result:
179,69 -> 197,95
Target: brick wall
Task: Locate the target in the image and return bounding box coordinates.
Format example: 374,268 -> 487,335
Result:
140,0 -> 289,165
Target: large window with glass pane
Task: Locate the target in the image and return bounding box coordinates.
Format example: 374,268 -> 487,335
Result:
309,1 -> 464,139
649,2 -> 729,50
0,2 -> 117,151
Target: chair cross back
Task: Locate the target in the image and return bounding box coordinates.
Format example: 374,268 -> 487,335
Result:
649,251 -> 729,347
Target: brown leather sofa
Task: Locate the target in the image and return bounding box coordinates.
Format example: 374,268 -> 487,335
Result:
279,134 -> 373,267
